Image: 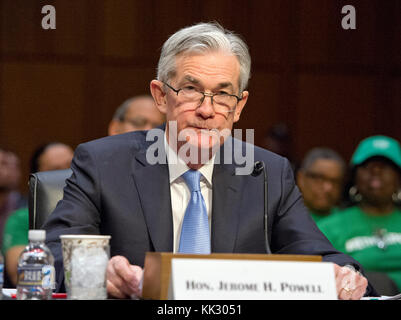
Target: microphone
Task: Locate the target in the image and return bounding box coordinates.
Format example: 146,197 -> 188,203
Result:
252,161 -> 272,254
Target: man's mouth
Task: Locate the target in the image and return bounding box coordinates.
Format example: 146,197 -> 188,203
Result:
188,125 -> 212,131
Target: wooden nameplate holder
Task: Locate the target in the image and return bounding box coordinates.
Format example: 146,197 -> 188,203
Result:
142,252 -> 321,300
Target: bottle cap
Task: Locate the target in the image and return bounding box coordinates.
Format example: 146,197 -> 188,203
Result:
28,229 -> 46,241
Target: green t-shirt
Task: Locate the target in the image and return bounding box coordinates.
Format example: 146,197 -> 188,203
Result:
2,207 -> 29,255
318,206 -> 401,291
309,207 -> 340,224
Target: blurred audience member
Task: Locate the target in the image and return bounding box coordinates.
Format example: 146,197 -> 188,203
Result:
262,123 -> 292,158
262,123 -> 296,170
297,148 -> 346,223
2,142 -> 74,286
0,148 -> 26,249
318,135 -> 401,293
29,142 -> 74,173
108,95 -> 165,136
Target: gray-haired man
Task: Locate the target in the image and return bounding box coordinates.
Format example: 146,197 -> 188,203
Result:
44,22 -> 377,300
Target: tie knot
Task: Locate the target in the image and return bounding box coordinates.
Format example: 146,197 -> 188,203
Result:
182,170 -> 201,192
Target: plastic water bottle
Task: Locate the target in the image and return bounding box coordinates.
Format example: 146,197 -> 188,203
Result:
16,230 -> 55,300
0,251 -> 4,300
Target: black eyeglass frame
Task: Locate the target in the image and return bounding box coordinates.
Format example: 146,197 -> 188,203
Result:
162,81 -> 243,111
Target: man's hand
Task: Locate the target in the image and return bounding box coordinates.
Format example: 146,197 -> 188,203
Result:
106,255 -> 144,299
334,264 -> 368,300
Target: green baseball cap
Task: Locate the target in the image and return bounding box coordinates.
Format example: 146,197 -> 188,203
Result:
350,135 -> 401,169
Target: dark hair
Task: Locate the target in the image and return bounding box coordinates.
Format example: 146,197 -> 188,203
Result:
265,123 -> 290,142
112,95 -> 154,121
30,142 -> 63,173
300,147 -> 346,172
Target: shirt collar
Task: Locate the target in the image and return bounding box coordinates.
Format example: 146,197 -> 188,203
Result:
164,132 -> 214,186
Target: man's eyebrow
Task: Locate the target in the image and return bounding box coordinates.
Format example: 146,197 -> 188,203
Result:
182,75 -> 200,84
216,82 -> 234,90
182,76 -> 234,90
184,75 -> 233,88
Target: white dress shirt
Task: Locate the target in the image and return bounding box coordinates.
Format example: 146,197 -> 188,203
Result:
164,133 -> 214,253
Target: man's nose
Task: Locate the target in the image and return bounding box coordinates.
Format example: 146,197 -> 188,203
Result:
322,180 -> 335,193
196,94 -> 215,118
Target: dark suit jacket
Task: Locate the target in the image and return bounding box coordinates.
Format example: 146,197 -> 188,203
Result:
43,128 -> 377,295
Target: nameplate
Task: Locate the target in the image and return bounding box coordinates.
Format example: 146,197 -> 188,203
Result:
168,258 -> 337,300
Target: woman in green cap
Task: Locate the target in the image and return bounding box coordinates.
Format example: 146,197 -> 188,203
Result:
318,135 -> 401,295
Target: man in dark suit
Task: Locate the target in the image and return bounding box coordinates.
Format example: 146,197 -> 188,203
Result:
44,22 -> 375,299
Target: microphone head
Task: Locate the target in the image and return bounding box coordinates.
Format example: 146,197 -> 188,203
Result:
251,161 -> 264,177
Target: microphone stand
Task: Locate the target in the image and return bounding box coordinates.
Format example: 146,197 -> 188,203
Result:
252,161 -> 271,254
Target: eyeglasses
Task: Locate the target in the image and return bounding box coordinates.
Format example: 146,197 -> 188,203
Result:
162,82 -> 242,113
122,117 -> 160,129
304,171 -> 343,187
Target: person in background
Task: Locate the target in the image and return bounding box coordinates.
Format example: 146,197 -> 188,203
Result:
262,123 -> 296,170
108,95 -> 165,136
318,135 -> 401,294
0,148 -> 26,250
2,142 -> 74,286
297,148 -> 346,223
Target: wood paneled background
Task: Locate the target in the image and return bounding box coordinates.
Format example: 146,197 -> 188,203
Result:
0,0 -> 400,193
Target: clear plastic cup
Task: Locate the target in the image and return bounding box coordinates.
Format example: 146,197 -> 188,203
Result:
60,235 -> 111,300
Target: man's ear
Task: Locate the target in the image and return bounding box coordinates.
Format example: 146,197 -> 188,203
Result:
108,120 -> 121,136
233,90 -> 249,123
150,80 -> 167,114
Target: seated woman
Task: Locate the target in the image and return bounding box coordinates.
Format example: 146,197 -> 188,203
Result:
318,135 -> 401,295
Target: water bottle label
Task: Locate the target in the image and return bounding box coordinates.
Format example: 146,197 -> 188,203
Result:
0,263 -> 4,285
17,266 -> 43,287
17,265 -> 56,290
42,265 -> 55,289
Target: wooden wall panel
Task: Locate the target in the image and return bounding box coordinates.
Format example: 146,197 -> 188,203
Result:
298,0 -> 332,65
298,0 -> 377,66
296,74 -> 377,161
247,0 -> 296,67
394,1 -> 401,68
198,0 -> 250,34
1,0 -> 87,56
102,0 -> 154,60
0,62 -> 85,186
1,0 -> 38,55
46,0 -> 87,56
0,0 -> 399,193
389,78 -> 401,140
150,0 -> 203,52
97,65 -> 157,136
236,72 -> 281,144
0,63 -> 85,144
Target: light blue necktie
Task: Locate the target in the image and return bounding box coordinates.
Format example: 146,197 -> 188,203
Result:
178,170 -> 211,254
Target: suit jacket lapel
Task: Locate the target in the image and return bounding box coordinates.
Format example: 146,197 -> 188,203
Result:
131,140 -> 173,253
131,130 -> 243,254
211,159 -> 243,253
